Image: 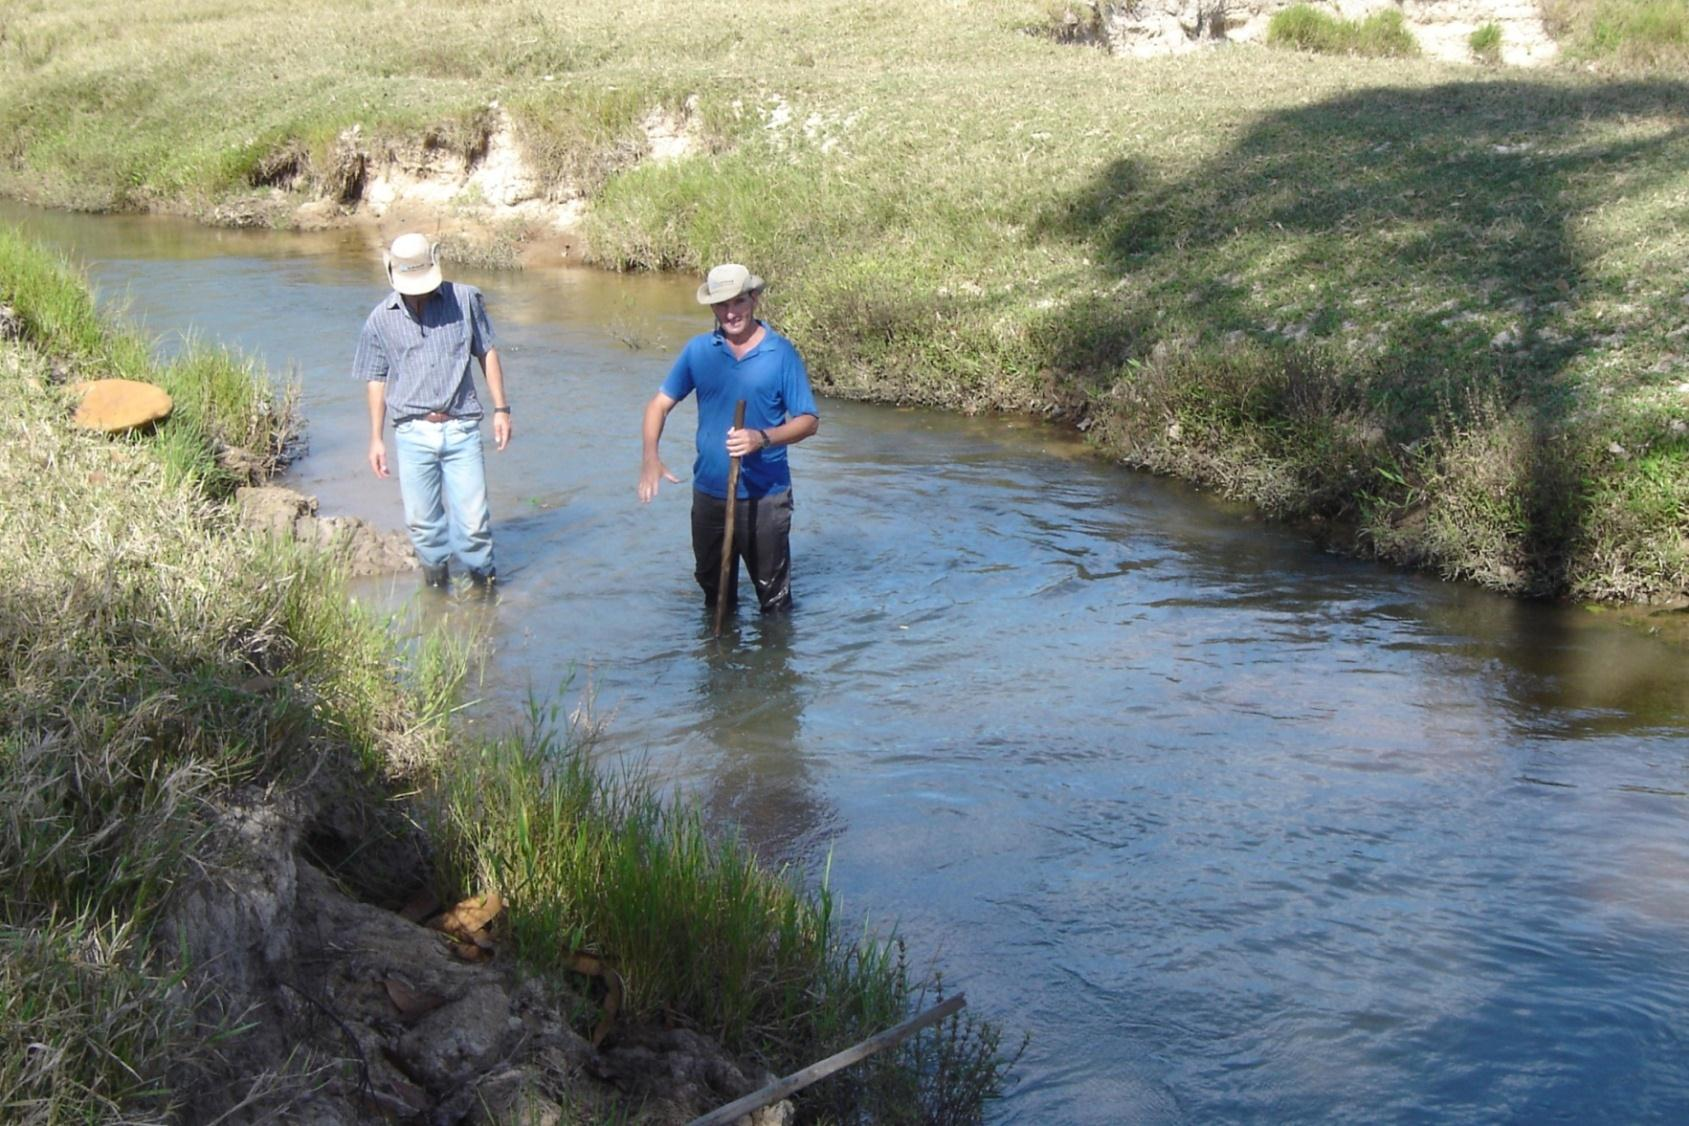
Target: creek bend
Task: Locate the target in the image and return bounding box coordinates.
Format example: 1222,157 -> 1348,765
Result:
15,203 -> 1689,1123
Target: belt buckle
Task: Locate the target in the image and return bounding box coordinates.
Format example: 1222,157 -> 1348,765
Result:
424,410 -> 451,423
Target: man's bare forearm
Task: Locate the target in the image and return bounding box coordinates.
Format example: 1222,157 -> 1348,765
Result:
483,348 -> 508,410
642,393 -> 673,461
366,380 -> 386,438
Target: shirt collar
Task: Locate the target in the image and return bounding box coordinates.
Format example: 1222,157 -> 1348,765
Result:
386,285 -> 445,311
712,320 -> 768,355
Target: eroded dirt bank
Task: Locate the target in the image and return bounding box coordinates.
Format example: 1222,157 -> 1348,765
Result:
210,103 -> 700,270
170,777 -> 791,1125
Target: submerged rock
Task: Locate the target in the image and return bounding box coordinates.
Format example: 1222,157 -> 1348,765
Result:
70,378 -> 173,432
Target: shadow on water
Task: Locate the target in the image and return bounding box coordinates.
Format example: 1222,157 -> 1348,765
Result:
1033,78 -> 1689,595
1392,589 -> 1689,740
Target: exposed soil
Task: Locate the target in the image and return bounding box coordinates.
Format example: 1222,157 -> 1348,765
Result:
235,484 -> 418,577
214,104 -> 699,273
1068,0 -> 1560,65
168,776 -> 793,1125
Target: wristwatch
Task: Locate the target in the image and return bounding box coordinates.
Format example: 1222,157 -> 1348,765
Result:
757,428 -> 772,448
493,406 -> 511,414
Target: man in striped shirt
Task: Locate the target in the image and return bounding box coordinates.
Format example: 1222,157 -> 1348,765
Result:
354,233 -> 513,590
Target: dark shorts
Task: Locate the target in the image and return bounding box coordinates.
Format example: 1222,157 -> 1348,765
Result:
690,489 -> 794,613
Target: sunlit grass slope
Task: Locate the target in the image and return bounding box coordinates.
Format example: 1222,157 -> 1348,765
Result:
1,1 -> 1684,599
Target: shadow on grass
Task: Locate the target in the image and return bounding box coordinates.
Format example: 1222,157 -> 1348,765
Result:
1034,78 -> 1689,595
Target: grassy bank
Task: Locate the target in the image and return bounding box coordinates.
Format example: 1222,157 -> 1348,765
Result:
432,707 -> 1015,1122
0,231 -> 1012,1121
0,1 -> 1684,601
0,226 -> 401,1118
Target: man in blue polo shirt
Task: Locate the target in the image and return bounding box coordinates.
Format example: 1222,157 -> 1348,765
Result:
354,232 -> 513,590
638,263 -> 820,614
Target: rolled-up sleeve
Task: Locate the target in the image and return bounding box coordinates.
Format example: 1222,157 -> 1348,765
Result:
351,318 -> 389,383
468,289 -> 496,358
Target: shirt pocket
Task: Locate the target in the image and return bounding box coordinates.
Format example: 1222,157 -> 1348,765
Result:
432,310 -> 470,351
392,312 -> 468,371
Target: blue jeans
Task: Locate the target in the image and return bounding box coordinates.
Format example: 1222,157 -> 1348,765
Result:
392,418 -> 494,576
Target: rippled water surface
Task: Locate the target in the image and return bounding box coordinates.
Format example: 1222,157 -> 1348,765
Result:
14,203 -> 1689,1123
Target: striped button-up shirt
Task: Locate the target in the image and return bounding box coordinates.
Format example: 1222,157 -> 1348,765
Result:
353,282 -> 497,424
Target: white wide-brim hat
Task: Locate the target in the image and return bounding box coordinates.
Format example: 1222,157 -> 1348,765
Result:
696,263 -> 764,305
385,233 -> 443,296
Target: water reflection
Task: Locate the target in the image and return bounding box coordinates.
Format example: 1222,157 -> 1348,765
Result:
695,617 -> 834,864
1398,591 -> 1689,738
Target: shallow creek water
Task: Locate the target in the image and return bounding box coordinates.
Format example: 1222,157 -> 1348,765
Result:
14,202 -> 1689,1123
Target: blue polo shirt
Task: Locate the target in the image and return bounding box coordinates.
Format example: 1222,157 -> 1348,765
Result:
661,323 -> 820,499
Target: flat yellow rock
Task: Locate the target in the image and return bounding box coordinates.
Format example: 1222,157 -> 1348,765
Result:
71,379 -> 173,433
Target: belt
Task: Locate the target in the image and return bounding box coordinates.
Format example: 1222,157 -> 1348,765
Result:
397,410 -> 472,425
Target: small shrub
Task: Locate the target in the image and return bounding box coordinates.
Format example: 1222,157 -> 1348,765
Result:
1353,9 -> 1419,56
1469,21 -> 1504,63
1266,4 -> 1340,52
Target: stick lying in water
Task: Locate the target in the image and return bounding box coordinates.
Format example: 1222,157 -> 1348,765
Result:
686,993 -> 967,1126
714,399 -> 747,637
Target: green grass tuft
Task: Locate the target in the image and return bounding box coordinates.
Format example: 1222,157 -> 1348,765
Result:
0,919 -> 192,1123
1469,22 -> 1505,64
1267,5 -> 1421,57
430,699 -> 1019,1122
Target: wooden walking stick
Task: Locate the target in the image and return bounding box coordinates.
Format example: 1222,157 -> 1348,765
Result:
713,400 -> 747,637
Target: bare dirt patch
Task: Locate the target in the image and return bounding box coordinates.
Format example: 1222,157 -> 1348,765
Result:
1055,0 -> 1560,64
170,782 -> 794,1124
235,484 -> 417,577
264,100 -> 701,269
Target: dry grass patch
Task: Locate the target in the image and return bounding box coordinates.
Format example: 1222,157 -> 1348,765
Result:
1544,0 -> 1689,70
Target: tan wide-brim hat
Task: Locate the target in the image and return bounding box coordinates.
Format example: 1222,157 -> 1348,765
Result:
696,263 -> 764,305
385,232 -> 443,296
